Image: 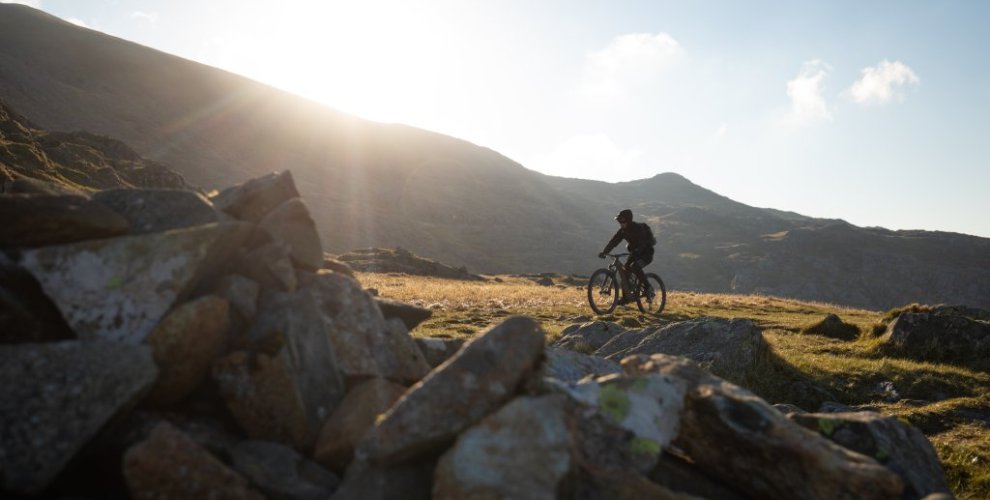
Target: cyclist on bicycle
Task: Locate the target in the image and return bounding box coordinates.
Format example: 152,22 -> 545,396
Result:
598,209 -> 655,304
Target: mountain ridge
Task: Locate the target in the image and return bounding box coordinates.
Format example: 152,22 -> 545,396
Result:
2,3 -> 988,311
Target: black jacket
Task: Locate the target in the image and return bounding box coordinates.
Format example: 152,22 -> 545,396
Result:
603,222 -> 655,255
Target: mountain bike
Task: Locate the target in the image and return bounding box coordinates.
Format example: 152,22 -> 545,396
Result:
587,253 -> 666,315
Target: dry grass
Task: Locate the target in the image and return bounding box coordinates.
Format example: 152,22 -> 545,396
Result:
357,271 -> 990,498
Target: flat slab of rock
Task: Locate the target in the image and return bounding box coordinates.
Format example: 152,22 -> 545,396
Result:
123,422 -> 264,500
0,193 -> 129,248
376,297 -> 433,331
593,327 -> 655,359
17,222 -> 249,343
0,341 -> 158,495
790,411 -> 951,499
0,254 -> 74,343
92,188 -> 221,234
357,317 -> 546,464
433,395 -> 572,499
609,317 -> 766,384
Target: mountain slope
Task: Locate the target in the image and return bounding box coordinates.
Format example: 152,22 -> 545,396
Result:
1,4 -> 988,310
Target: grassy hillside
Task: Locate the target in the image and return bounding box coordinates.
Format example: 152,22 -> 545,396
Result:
359,272 -> 990,498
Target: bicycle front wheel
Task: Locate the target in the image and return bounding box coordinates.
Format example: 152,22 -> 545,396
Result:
587,269 -> 619,315
636,273 -> 667,315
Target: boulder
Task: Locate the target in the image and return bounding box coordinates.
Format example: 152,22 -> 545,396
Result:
322,255 -> 356,277
16,222 -> 249,343
308,272 -> 429,384
414,337 -> 465,368
542,347 -> 622,383
0,193 -> 128,248
356,316 -> 546,464
211,170 -> 300,222
553,321 -> 626,353
259,198 -> 324,271
91,188 -> 221,234
238,239 -> 299,292
229,440 -> 340,500
315,378 -> 408,471
648,452 -> 750,500
880,312 -> 990,369
216,274 -> 261,321
123,422 -> 264,500
433,395 -> 572,500
376,297 -> 433,331
330,460 -> 435,500
215,288 -> 346,450
0,341 -> 157,495
144,296 -> 230,406
790,411 -> 951,499
622,353 -> 904,500
608,317 -> 767,384
0,254 -> 74,343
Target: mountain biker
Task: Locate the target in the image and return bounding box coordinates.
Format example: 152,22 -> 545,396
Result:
598,209 -> 655,304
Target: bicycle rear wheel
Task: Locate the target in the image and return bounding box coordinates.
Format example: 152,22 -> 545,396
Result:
636,273 -> 667,315
587,269 -> 619,315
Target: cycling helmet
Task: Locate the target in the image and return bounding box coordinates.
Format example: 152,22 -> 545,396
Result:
615,209 -> 633,223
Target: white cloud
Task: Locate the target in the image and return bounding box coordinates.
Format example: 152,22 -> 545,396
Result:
574,32 -> 683,104
131,11 -> 159,23
0,0 -> 41,7
715,123 -> 728,138
786,59 -> 832,124
849,60 -> 919,104
532,134 -> 643,180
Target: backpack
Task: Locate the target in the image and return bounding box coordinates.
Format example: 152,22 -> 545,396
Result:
642,222 -> 657,247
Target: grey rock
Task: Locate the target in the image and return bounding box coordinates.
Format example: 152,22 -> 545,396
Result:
881,312 -> 990,370
0,193 -> 128,248
609,317 -> 766,384
219,287 -> 346,450
17,222 -> 249,343
413,337 -> 465,368
593,326 -> 655,359
0,341 -> 158,495
322,256 -> 355,277
0,254 -> 74,343
553,321 -> 626,353
230,440 -> 340,500
309,272 -> 429,383
433,395 -> 572,500
330,460 -> 435,500
239,239 -> 299,292
259,198 -> 324,271
315,378 -> 409,471
542,347 -> 622,383
357,317 -> 546,464
212,170 -> 300,222
773,403 -> 807,415
216,274 -> 261,321
376,297 -> 433,331
649,451 -> 750,500
790,411 -> 951,499
92,188 -> 221,234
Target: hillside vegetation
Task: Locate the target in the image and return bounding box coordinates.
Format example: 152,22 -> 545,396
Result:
2,4 -> 989,312
359,271 -> 990,498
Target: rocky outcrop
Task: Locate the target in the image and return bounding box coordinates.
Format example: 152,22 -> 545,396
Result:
376,297 -> 433,330
553,320 -> 626,353
92,188 -> 221,234
801,313 -> 860,340
336,247 -> 483,281
0,194 -> 129,247
542,347 -> 623,383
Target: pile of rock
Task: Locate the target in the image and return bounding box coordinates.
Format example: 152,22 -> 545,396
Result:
0,170 -> 952,499
878,305 -> 990,371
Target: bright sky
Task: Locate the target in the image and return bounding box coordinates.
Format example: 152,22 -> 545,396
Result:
7,0 -> 990,237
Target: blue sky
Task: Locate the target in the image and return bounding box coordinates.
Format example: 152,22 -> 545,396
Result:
6,0 -> 990,237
